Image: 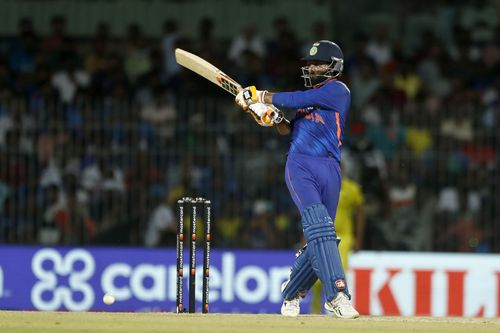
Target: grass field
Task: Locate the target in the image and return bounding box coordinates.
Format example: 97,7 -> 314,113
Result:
1,311 -> 499,333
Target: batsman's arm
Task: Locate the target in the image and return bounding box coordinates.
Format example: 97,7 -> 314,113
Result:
275,117 -> 291,135
239,85 -> 342,111
261,92 -> 290,135
262,92 -> 274,104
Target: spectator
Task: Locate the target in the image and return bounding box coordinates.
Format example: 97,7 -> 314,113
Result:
51,55 -> 90,103
266,23 -> 300,90
416,34 -> 451,97
365,26 -> 393,68
380,164 -> 419,250
0,97 -> 14,147
0,196 -> 17,243
59,174 -> 96,245
235,50 -> 274,89
243,200 -> 276,248
351,59 -> 381,108
8,18 -> 38,74
37,120 -> 69,163
161,19 -> 181,80
267,17 -> 292,54
124,24 -> 151,84
144,187 -> 176,247
480,179 -> 500,252
404,111 -> 433,158
440,97 -> 474,142
216,199 -> 243,248
228,24 -> 266,66
459,0 -> 498,44
302,20 -> 329,56
196,17 -> 220,65
81,155 -> 124,195
92,188 -> 128,245
85,24 -> 112,76
140,88 -> 177,146
345,33 -> 372,79
393,59 -> 422,101
438,188 -> 488,252
39,184 -> 65,244
41,15 -> 69,67
366,111 -> 406,160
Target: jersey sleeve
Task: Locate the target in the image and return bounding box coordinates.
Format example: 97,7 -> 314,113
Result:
272,81 -> 350,112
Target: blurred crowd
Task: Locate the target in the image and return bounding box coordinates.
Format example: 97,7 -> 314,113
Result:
0,0 -> 499,253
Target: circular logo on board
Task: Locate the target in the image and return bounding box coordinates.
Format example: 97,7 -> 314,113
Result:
309,47 -> 318,56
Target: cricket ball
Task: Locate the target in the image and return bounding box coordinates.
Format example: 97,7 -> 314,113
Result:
103,293 -> 116,305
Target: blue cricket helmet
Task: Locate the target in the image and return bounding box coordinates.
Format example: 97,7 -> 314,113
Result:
301,40 -> 344,87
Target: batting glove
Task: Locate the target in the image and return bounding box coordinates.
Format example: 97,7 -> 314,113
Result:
247,103 -> 284,127
235,86 -> 267,110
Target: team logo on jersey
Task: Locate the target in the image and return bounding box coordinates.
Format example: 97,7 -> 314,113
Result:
309,46 -> 318,56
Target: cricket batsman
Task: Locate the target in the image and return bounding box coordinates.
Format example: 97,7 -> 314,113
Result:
235,40 -> 359,318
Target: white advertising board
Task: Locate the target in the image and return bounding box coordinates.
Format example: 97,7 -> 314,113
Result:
348,252 -> 500,317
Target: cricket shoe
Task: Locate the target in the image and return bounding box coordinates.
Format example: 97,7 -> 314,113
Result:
324,292 -> 360,319
280,281 -> 301,317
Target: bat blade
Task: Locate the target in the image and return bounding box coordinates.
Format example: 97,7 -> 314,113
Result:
175,48 -> 242,96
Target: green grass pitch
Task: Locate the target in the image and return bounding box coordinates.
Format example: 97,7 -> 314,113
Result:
0,311 -> 499,333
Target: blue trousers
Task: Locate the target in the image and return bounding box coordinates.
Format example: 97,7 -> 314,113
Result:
285,153 -> 341,217
283,153 -> 349,302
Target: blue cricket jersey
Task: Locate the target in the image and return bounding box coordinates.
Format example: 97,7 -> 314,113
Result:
272,80 -> 351,162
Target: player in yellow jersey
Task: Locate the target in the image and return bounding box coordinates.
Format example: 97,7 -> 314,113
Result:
311,166 -> 365,313
334,169 -> 365,268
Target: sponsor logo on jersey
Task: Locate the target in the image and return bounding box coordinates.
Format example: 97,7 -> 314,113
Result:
297,108 -> 325,125
335,279 -> 346,290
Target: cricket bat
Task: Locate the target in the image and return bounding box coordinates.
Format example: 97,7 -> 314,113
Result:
174,48 -> 290,133
175,48 -> 242,96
